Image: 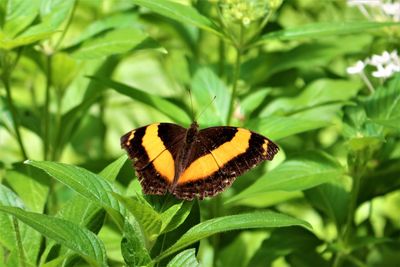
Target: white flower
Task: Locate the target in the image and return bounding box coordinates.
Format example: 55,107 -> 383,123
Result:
347,0 -> 381,6
382,3 -> 400,15
369,51 -> 391,66
347,60 -> 366,74
372,65 -> 393,78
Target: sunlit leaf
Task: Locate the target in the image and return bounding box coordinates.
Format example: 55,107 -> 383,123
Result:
260,21 -> 400,42
228,152 -> 345,205
157,211 -> 311,261
167,249 -> 199,267
0,206 -> 108,267
132,0 -> 220,35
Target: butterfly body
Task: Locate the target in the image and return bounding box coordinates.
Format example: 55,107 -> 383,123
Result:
121,122 -> 278,200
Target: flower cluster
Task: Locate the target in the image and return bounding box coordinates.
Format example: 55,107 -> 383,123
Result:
219,0 -> 270,26
347,50 -> 400,78
347,0 -> 400,21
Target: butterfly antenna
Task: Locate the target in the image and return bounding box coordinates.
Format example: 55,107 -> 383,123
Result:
195,96 -> 216,122
188,88 -> 195,121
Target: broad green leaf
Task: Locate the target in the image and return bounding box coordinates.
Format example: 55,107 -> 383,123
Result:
160,201 -> 192,234
0,185 -> 24,254
41,157 -> 127,267
157,211 -> 311,261
261,79 -> 362,115
0,206 -> 108,267
40,0 -> 75,30
260,21 -> 400,42
0,25 -> 54,49
121,219 -> 151,267
0,184 -> 42,267
246,115 -> 330,141
228,152 -> 345,205
51,52 -> 79,92
372,117 -> 400,130
5,164 -> 49,213
25,160 -> 125,227
304,182 -> 350,228
240,88 -> 271,115
98,155 -> 127,182
218,232 -> 267,267
364,75 -> 400,122
248,228 -> 325,267
55,57 -> 120,155
191,67 -> 230,125
167,249 -> 199,267
229,191 -> 303,208
67,13 -> 139,46
90,76 -> 191,125
2,0 -> 40,38
132,0 -> 220,35
113,193 -> 162,241
72,28 -> 147,59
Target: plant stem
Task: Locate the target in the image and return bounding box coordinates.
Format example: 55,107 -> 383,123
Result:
333,151 -> 365,267
43,55 -> 52,160
12,216 -> 26,267
1,51 -> 28,159
227,24 -> 244,126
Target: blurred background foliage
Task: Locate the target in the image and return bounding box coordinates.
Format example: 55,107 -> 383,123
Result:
1,0 -> 400,266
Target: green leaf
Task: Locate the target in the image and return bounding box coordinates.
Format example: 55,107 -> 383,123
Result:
228,152 -> 345,205
167,249 -> 199,267
72,28 -> 147,59
191,67 -> 230,125
260,21 -> 400,42
157,211 -> 311,261
246,115 -> 330,140
132,0 -> 220,35
304,182 -> 350,228
160,201 -> 192,234
248,228 -> 325,267
98,155 -> 127,182
113,193 -> 162,241
55,57 -> 120,154
67,13 -> 139,46
90,76 -> 191,125
0,184 -> 43,266
0,206 -> 108,267
262,79 -> 362,115
121,219 -> 151,267
0,25 -> 55,49
40,0 -> 75,30
25,160 -> 125,227
1,0 -> 40,38
41,157 -> 127,266
240,88 -> 271,115
5,168 -> 49,213
372,117 -> 400,130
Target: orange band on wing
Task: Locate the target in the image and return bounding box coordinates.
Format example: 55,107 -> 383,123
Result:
178,128 -> 251,183
142,124 -> 174,182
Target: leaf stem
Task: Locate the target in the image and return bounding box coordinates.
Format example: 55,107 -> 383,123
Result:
333,151 -> 366,267
43,56 -> 52,160
227,24 -> 244,126
12,216 -> 27,267
1,51 -> 28,159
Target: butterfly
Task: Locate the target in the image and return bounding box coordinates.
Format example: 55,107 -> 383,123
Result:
121,121 -> 278,200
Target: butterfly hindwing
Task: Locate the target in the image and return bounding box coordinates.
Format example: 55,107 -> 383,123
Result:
173,127 -> 279,200
121,123 -> 186,195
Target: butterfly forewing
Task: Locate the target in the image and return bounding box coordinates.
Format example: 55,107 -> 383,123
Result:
121,123 -> 186,195
173,127 -> 279,200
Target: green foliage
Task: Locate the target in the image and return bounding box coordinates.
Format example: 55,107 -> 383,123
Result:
1,0 -> 400,266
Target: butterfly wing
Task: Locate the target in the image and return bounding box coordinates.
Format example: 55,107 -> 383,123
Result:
173,127 -> 278,200
121,123 -> 186,195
